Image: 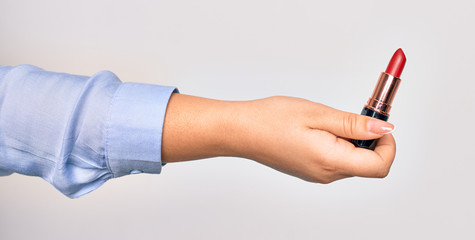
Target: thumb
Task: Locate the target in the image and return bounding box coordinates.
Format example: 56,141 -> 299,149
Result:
317,108 -> 395,140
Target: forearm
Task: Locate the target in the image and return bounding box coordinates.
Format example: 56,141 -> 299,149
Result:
161,93 -> 241,162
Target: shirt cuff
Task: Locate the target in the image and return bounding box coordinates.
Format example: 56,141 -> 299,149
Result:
105,82 -> 178,178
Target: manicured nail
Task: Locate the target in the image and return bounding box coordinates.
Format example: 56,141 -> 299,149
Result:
367,119 -> 395,135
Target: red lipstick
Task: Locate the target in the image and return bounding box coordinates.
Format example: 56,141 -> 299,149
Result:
385,48 -> 406,78
352,48 -> 406,149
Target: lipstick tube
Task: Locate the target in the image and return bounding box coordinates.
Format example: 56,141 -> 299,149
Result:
352,49 -> 405,149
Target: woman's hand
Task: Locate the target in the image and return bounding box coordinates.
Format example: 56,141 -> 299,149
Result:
162,94 -> 396,183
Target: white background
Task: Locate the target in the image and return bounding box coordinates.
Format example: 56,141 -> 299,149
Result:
1,0 -> 474,239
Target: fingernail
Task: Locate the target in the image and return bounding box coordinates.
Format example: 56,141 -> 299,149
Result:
367,119 -> 395,135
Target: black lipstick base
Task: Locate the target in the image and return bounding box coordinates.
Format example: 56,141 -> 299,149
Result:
351,107 -> 389,150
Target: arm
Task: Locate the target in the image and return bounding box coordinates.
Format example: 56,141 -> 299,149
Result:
162,94 -> 396,183
0,64 -> 395,199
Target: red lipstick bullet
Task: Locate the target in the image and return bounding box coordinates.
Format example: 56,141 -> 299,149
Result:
385,48 -> 406,78
352,48 -> 406,149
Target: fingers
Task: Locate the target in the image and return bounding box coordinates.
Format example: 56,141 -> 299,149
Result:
332,134 -> 396,178
314,106 -> 395,140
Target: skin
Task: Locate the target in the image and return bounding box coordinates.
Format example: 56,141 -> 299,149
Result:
162,94 -> 396,184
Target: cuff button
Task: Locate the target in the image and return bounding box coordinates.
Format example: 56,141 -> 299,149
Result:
129,169 -> 143,174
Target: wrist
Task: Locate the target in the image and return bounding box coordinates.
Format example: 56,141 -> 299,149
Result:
219,99 -> 261,160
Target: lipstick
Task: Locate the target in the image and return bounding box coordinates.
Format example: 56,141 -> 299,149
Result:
352,48 -> 406,149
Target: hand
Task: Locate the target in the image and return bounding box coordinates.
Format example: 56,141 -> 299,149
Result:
162,94 -> 396,184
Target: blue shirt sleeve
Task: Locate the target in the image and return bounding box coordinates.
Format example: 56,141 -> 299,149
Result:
0,64 -> 178,198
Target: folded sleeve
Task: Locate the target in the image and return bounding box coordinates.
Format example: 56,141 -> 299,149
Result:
0,64 -> 178,198
106,83 -> 178,177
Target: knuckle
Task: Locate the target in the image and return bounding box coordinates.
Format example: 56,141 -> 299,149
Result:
320,159 -> 336,173
305,157 -> 342,184
376,165 -> 391,178
342,114 -> 359,136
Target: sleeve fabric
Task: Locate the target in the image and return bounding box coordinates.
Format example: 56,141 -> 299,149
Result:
0,65 -> 178,198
